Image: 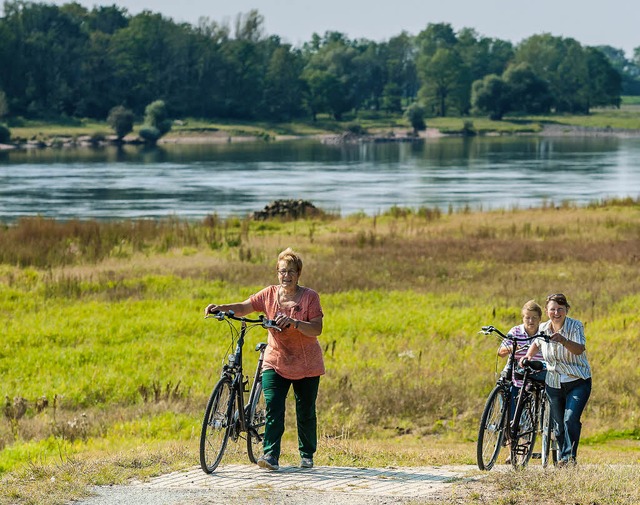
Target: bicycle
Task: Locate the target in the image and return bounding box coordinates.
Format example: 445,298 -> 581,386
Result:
476,325 -> 558,471
199,310 -> 280,474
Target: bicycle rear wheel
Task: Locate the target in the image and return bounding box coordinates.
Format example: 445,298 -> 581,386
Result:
200,377 -> 234,473
510,393 -> 537,469
246,378 -> 266,463
477,385 -> 508,471
541,396 -> 558,468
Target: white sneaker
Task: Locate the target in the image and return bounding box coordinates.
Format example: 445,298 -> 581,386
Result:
300,457 -> 313,468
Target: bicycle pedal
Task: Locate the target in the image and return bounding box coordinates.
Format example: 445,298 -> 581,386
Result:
531,452 -> 542,459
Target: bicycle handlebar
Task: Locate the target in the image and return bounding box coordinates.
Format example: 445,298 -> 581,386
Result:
205,310 -> 282,331
480,325 -> 548,343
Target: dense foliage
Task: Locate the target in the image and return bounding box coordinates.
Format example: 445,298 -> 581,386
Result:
0,1 -> 637,124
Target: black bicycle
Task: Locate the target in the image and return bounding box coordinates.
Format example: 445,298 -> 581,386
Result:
199,310 -> 280,473
476,325 -> 558,470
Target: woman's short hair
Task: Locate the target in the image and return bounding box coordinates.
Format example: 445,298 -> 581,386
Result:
522,299 -> 542,318
277,247 -> 303,274
545,293 -> 571,309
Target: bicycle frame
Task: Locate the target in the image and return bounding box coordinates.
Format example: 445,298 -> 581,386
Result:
221,317 -> 252,441
508,358 -> 546,468
200,311 -> 278,473
477,325 -> 554,470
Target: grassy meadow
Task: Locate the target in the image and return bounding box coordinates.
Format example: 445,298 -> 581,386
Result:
1,200 -> 640,504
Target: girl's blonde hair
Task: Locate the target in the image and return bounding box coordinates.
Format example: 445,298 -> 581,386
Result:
522,299 -> 542,318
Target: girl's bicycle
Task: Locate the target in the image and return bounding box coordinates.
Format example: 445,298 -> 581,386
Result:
476,325 -> 558,471
200,310 -> 280,473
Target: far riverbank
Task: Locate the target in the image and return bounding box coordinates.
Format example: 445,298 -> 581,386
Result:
3,123 -> 640,152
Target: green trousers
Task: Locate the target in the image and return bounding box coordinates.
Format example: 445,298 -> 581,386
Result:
261,368 -> 320,460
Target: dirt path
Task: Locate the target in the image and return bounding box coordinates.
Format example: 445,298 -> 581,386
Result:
75,464 -> 478,505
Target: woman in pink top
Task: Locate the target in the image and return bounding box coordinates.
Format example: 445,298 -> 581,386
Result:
204,247 -> 324,471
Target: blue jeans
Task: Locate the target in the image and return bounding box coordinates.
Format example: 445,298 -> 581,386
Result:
546,377 -> 592,462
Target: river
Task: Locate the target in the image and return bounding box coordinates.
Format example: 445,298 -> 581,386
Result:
1,136 -> 639,221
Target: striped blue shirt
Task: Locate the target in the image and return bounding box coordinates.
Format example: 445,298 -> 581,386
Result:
537,317 -> 592,389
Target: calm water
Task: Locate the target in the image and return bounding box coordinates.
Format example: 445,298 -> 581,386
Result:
1,136 -> 639,221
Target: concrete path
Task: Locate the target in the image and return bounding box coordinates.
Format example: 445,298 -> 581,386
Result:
138,463 -> 470,496
75,464 -> 476,505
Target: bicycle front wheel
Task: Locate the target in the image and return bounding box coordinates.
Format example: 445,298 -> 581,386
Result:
477,385 -> 508,471
511,393 -> 537,469
200,377 -> 234,473
541,396 -> 558,468
246,378 -> 266,463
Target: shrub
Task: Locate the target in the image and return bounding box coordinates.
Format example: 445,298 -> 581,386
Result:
107,105 -> 135,140
0,123 -> 10,143
404,103 -> 426,135
138,126 -> 162,145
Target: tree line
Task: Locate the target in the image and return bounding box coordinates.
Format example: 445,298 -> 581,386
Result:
0,1 -> 638,127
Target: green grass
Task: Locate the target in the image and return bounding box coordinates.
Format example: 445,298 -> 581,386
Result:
6,103 -> 640,144
2,201 -> 640,503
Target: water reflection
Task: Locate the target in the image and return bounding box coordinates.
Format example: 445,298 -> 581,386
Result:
0,136 -> 638,221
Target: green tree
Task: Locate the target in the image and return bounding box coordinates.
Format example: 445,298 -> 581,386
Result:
0,1 -> 90,117
584,47 -> 622,109
139,100 -> 171,144
382,82 -> 403,113
515,34 -> 619,113
385,31 -> 419,104
471,74 -> 511,120
415,22 -> 457,59
418,47 -> 471,116
0,90 -> 8,120
263,45 -> 305,120
301,32 -> 360,120
109,11 -> 198,116
457,28 -> 514,83
597,45 -> 640,95
404,102 -> 426,134
503,63 -> 552,114
107,105 -> 135,140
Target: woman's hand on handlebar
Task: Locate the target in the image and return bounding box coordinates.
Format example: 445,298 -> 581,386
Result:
204,303 -> 220,317
274,312 -> 295,329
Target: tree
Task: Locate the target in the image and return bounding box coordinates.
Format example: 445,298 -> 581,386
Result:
457,28 -> 514,83
301,32 -> 360,120
503,63 -> 553,114
384,32 -> 419,105
471,74 -> 511,120
0,90 -> 8,120
596,45 -> 639,96
584,47 -> 622,109
382,82 -> 403,113
415,23 -> 457,59
515,34 -> 619,113
107,105 -> 134,140
0,123 -> 10,144
0,1 -> 91,117
404,103 -> 426,134
263,45 -> 305,120
139,100 -> 171,144
418,47 -> 471,116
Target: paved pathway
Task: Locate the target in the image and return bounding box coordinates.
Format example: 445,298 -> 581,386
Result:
76,464 -> 476,504
135,464 -> 470,497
